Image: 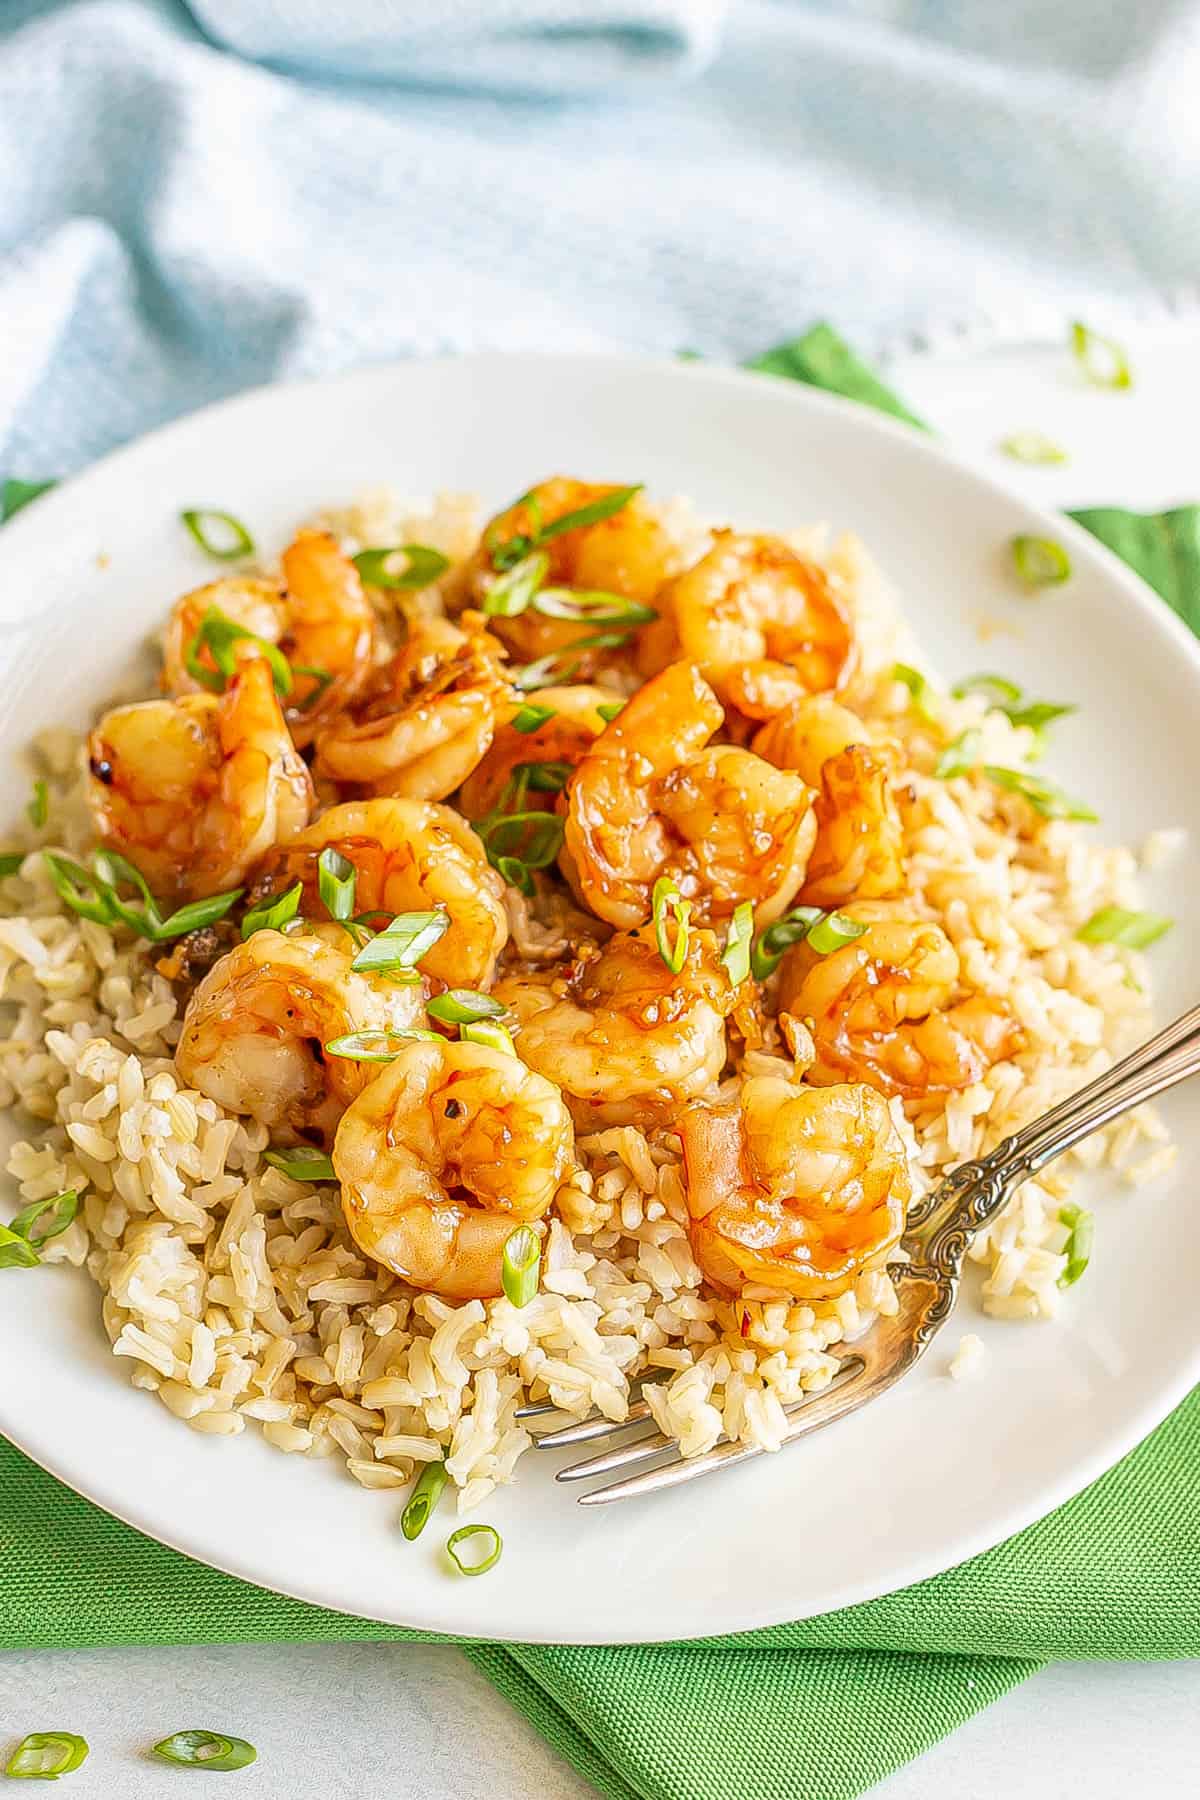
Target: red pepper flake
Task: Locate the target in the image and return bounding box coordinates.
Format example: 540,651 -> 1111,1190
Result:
739,1308 -> 751,1338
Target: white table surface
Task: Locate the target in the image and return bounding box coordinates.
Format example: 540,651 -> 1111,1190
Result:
4,326 -> 1199,1797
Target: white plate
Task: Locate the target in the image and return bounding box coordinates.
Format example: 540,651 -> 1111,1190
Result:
1,353 -> 1197,1645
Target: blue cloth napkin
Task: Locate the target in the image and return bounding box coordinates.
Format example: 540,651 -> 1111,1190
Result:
2,0 -> 1200,479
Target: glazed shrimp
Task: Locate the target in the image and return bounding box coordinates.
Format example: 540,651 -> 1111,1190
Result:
753,694 -> 904,907
641,532 -> 856,718
164,530 -> 376,743
680,1080 -> 910,1299
563,661 -> 816,929
87,657 -> 314,900
458,683 -> 614,822
260,797 -> 508,988
175,923 -> 427,1144
333,1038 -> 575,1298
777,901 -> 1020,1098
313,613 -> 511,802
492,923 -> 737,1127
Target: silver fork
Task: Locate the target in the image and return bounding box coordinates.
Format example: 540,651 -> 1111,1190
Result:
520,1000 -> 1200,1505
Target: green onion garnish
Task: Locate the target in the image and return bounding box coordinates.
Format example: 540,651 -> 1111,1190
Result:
511,703 -> 556,734
45,852 -> 242,942
1070,321 -> 1133,391
537,485 -> 643,544
263,1148 -> 337,1182
652,876 -> 691,975
460,1020 -> 516,1055
241,881 -> 303,939
596,701 -> 625,723
152,1731 -> 257,1771
352,544 -> 450,591
0,1225 -> 42,1270
475,811 -> 565,896
325,1028 -> 440,1061
181,509 -> 255,561
183,604 -> 292,698
892,662 -> 940,725
350,909 -> 449,975
481,551 -> 550,618
1057,1203 -> 1094,1288
998,432 -> 1069,465
1011,534 -> 1071,589
0,852 -> 25,877
720,901 -> 754,985
427,989 -> 506,1026
1,478 -> 57,524
4,1732 -> 89,1778
950,673 -> 1076,741
445,1523 -> 503,1576
501,1224 -> 541,1308
531,589 -> 656,627
934,730 -> 982,780
750,905 -> 866,981
27,779 -> 48,830
487,485 -> 642,573
806,911 -> 871,955
512,761 -> 572,794
513,630 -> 631,692
151,892 -> 246,939
317,847 -> 357,923
9,1190 -> 79,1249
984,765 -> 1097,822
1076,907 -> 1172,948
401,1460 -> 449,1540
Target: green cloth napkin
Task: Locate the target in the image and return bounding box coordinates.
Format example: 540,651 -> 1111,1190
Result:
2,327 -> 1198,1800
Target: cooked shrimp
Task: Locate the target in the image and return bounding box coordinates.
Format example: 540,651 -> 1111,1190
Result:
753,694 -> 904,907
563,661 -> 816,929
458,683 -> 614,823
313,613 -> 511,802
777,901 -> 1019,1098
333,1038 -> 575,1298
641,531 -> 856,717
176,923 -> 426,1144
493,923 -> 737,1127
260,797 -> 507,988
680,1079 -> 910,1299
164,530 -> 376,744
87,656 -> 314,901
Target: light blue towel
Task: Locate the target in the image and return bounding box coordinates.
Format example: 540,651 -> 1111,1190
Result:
2,0 -> 1199,479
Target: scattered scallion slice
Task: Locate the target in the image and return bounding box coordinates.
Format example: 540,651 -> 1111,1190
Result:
511,703 -> 556,734
350,910 -> 448,976
596,701 -> 625,723
445,1523 -> 503,1577
1057,1203 -> 1094,1288
950,672 -> 1076,742
512,760 -> 572,794
460,1020 -> 516,1055
488,484 -> 643,573
427,989 -> 506,1026
539,486 -> 643,543
998,431 -> 1069,465
324,1029 -> 440,1062
475,810 -> 565,894
4,1732 -> 89,1778
183,604 -> 292,699
652,877 -> 691,975
513,630 -> 631,692
27,779 -> 48,830
1011,534 -> 1071,589
181,509 -> 255,561
1,478 -> 57,524
153,891 -> 245,940
984,765 -> 1097,822
531,589 -> 656,627
0,1224 -> 42,1270
317,847 -> 357,924
43,853 -> 116,926
401,1460 -> 449,1540
892,662 -> 940,725
806,911 -> 871,955
9,1190 -> 79,1248
1075,907 -> 1172,949
152,1731 -> 257,1771
750,905 -> 865,981
352,544 -> 450,591
1070,321 -> 1133,391
720,901 -> 754,985
481,550 -> 551,618
934,730 -> 982,780
502,1224 -> 541,1309
241,881 -> 303,939
263,1148 -> 337,1183
0,852 -> 25,878
55,846 -> 243,942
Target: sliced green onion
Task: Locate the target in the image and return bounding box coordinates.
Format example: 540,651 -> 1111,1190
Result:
317,847 -> 357,923
484,488 -> 544,570
1076,907 -> 1173,949
152,1731 -> 257,1771
494,855 -> 534,897
400,1460 -> 449,1540
445,1522 -> 503,1577
291,665 -> 335,711
476,811 -> 565,886
183,604 -> 292,698
181,509 -> 255,561
984,765 -> 1098,822
511,703 -> 556,734
43,853 -> 118,926
64,850 -> 244,942
749,905 -> 864,981
460,1020 -> 516,1055
0,852 -> 26,877
596,701 -> 625,723
150,890 -> 243,941
501,1224 -> 541,1308
1,478 -> 57,524
4,1732 -> 89,1778
934,730 -> 982,780
325,1029 -> 439,1061
241,881 -> 303,939
9,1190 -> 79,1248
1070,321 -> 1133,391
350,910 -> 449,975
0,1224 -> 43,1270
512,760 -> 572,794
806,911 -> 870,955
512,629 -> 631,692
720,901 -> 754,985
1011,534 -> 1071,589
27,779 -> 48,830
1057,1203 -> 1094,1288
481,551 -> 550,618
652,876 -> 691,975
892,662 -> 940,725
537,485 -> 643,544
531,589 -> 656,627
998,432 -> 1069,465
263,1148 -> 337,1182
427,989 -> 506,1026
352,544 -> 450,591
951,673 -> 1076,741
